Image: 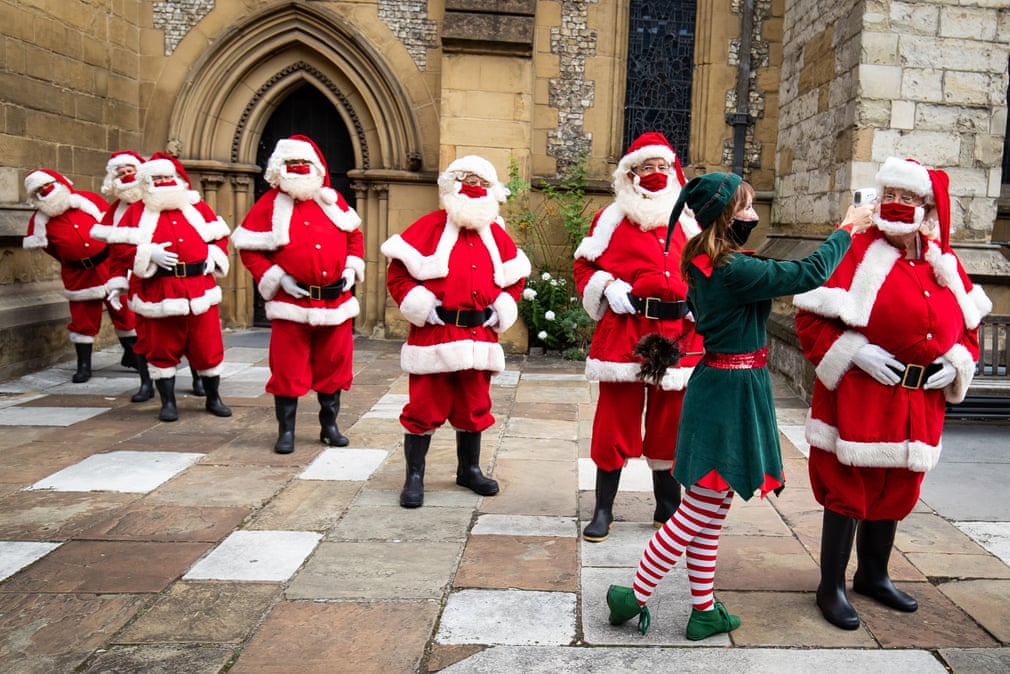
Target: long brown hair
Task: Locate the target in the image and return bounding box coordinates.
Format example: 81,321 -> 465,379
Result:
679,180 -> 755,281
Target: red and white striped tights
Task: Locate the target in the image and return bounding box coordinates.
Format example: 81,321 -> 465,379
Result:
633,484 -> 734,611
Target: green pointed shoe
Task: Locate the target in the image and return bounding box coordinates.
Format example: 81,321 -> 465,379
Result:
606,585 -> 651,635
685,601 -> 741,641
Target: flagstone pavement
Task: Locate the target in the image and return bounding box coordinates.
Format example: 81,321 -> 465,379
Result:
1,329 -> 1009,673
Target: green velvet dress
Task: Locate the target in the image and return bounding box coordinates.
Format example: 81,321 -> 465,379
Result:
673,228 -> 853,499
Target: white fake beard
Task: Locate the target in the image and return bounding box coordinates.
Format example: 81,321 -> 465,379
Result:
443,192 -> 500,230
278,172 -> 324,202
143,183 -> 191,212
614,183 -> 679,231
114,179 -> 144,204
33,184 -> 73,217
873,206 -> 924,237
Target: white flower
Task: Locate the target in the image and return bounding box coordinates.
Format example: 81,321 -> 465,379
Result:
550,279 -> 558,286
559,278 -> 567,285
544,311 -> 556,321
537,330 -> 548,340
541,272 -> 552,281
570,296 -> 578,302
522,288 -> 537,300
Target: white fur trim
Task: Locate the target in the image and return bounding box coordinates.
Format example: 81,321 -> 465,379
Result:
400,285 -> 438,327
230,225 -> 278,250
382,233 -> 452,281
491,293 -> 518,333
439,156 -> 502,196
805,413 -> 939,472
23,233 -> 47,249
923,241 -> 992,330
67,194 -> 102,222
875,157 -> 932,199
25,171 -> 61,195
90,224 -> 114,241
584,357 -> 693,388
64,285 -> 108,302
574,204 -> 624,261
400,339 -> 506,374
581,270 -> 613,321
942,342 -> 976,404
133,242 -> 159,278
258,265 -> 285,300
317,193 -> 361,231
148,364 -> 177,380
659,366 -> 694,391
106,276 -> 129,292
499,246 -> 532,287
69,331 -> 95,344
114,328 -> 137,338
99,224 -> 142,245
815,330 -> 868,391
206,245 -> 229,277
269,192 -> 294,247
195,363 -> 224,378
128,286 -> 221,318
266,297 -> 359,326
615,145 -> 677,178
345,255 -> 365,280
266,139 -> 326,187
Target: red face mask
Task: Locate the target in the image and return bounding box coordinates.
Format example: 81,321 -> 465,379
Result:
119,173 -> 136,184
37,183 -> 56,197
638,172 -> 668,192
153,178 -> 177,188
286,163 -> 312,175
459,183 -> 488,199
879,201 -> 917,224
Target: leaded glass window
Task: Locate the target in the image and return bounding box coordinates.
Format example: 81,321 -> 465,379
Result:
623,0 -> 697,164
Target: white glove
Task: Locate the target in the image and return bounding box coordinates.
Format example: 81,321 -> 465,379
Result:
107,288 -> 123,311
203,259 -> 215,275
427,299 -> 445,326
280,273 -> 309,298
923,357 -> 957,390
483,306 -> 499,328
852,343 -> 902,386
149,241 -> 178,270
684,311 -> 695,322
604,279 -> 636,315
342,268 -> 356,292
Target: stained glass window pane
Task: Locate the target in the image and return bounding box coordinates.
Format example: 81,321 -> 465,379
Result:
623,0 -> 697,164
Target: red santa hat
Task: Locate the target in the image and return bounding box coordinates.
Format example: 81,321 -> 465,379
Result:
107,150 -> 145,173
615,132 -> 687,187
437,155 -> 509,202
24,169 -> 72,196
139,152 -> 192,188
875,157 -> 951,250
265,135 -> 329,188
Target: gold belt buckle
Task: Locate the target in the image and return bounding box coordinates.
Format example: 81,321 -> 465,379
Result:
81,256 -> 94,269
644,297 -> 661,320
309,285 -> 322,300
174,264 -> 185,277
455,311 -> 467,327
901,363 -> 925,389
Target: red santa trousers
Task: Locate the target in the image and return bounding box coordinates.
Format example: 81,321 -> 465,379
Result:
590,381 -> 685,472
808,447 -> 925,521
266,318 -> 354,397
68,297 -> 136,341
400,370 -> 494,434
136,307 -> 224,373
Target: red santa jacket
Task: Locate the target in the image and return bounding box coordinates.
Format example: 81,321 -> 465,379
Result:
232,187 -> 363,327
23,191 -> 111,301
381,210 -> 530,374
91,197 -> 133,238
108,196 -> 230,318
794,228 -> 991,472
573,203 -> 703,390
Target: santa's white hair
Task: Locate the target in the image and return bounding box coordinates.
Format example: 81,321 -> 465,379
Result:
265,138 -> 326,188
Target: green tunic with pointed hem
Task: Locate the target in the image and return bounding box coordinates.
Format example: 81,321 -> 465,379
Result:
673,228 -> 853,500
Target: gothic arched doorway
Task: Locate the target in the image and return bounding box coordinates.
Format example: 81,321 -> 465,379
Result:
251,84 -> 357,326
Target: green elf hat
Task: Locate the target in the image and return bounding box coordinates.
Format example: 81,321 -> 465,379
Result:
664,171 -> 743,252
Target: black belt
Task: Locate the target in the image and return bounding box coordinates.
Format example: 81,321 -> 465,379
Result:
154,261 -> 207,278
628,294 -> 690,320
62,247 -> 109,269
436,306 -> 493,327
888,362 -> 943,389
296,278 -> 347,300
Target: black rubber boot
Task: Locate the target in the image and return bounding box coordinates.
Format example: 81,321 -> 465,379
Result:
71,343 -> 93,383
190,366 -> 205,396
816,509 -> 860,630
201,375 -> 232,417
455,431 -> 499,496
118,336 -> 139,370
400,433 -> 430,508
583,468 -> 622,542
652,469 -> 682,528
130,353 -> 154,403
853,519 -> 918,612
155,377 -> 178,422
273,396 -> 298,454
318,392 -> 349,447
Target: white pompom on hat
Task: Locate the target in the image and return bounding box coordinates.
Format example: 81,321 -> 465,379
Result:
438,155 -> 510,202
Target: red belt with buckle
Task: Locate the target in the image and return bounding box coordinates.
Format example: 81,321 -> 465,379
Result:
703,346 -> 769,370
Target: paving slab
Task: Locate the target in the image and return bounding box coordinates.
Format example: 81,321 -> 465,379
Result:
143,465 -> 295,507
298,447 -> 388,480
455,534 -> 579,591
472,514 -> 577,537
78,644 -> 237,674
245,480 -> 360,531
436,588 -> 577,645
183,530 -> 322,581
956,521 -> 1010,566
0,406 -> 111,426
0,541 -> 62,581
481,458 -> 577,516
936,647 -> 1010,674
27,451 -> 203,493
937,578 -> 1010,643
717,590 -> 877,647
0,490 -> 140,541
328,504 -> 473,542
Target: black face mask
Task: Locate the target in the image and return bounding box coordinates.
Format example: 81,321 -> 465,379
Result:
729,218 -> 759,247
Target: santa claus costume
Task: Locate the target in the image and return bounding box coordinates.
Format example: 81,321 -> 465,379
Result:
794,157 -> 991,630
107,153 -> 232,422
90,150 -> 155,402
381,155 -> 530,507
22,169 -> 138,384
232,135 -> 364,454
573,132 -> 703,542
